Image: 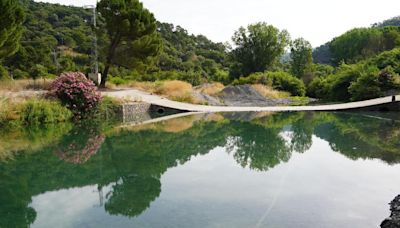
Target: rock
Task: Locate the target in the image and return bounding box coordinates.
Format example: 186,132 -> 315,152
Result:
381,195 -> 400,228
192,92 -> 224,106
217,85 -> 293,107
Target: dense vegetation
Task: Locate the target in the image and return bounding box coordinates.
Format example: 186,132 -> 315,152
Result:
0,0 -> 25,79
1,0 -> 230,86
308,48 -> 400,101
0,0 -> 399,101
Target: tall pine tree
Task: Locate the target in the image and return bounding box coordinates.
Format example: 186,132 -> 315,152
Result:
97,0 -> 162,87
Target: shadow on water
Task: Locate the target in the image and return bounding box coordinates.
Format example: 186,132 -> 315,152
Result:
0,111 -> 400,227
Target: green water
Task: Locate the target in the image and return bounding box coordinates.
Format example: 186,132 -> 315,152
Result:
1,112 -> 400,228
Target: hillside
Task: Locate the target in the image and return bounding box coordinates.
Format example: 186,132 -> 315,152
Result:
3,0 -> 229,84
313,16 -> 400,65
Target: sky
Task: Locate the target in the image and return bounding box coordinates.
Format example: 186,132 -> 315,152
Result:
36,0 -> 400,47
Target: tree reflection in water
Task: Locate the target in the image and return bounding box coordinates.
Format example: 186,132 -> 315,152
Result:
0,111 -> 399,227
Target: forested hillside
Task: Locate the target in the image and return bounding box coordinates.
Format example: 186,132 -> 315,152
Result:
2,0 -> 229,84
313,16 -> 400,65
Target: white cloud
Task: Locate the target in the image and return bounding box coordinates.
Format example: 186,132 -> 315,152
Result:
35,0 -> 400,47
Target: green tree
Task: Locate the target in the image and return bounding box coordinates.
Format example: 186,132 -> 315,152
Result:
0,0 -> 25,60
230,22 -> 290,78
97,0 -> 162,87
290,38 -> 313,79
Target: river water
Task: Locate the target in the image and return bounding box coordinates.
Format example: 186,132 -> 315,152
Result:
0,111 -> 399,228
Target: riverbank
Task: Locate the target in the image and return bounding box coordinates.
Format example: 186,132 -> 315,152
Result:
381,195 -> 400,228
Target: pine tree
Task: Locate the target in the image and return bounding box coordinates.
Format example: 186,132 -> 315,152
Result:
97,0 -> 162,87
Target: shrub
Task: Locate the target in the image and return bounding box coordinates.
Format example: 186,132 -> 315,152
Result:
268,72 -> 306,96
232,72 -> 273,86
306,49 -> 400,101
0,65 -> 10,80
95,96 -> 121,120
30,64 -> 48,80
369,48 -> 400,73
109,76 -> 127,85
313,64 -> 335,77
13,69 -> 29,79
348,72 -> 381,101
19,99 -> 72,125
307,77 -> 330,99
49,72 -> 101,118
326,64 -> 363,101
233,71 -> 306,96
349,66 -> 400,101
377,66 -> 400,90
176,71 -> 203,86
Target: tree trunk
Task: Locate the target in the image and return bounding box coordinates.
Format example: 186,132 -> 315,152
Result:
100,63 -> 110,88
99,33 -> 121,88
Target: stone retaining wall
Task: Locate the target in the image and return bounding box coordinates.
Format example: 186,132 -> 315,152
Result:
120,102 -> 151,123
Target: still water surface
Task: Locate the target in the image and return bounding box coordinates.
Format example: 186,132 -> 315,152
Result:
1,112 -> 400,228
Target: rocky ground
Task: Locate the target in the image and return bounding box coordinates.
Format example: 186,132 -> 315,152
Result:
217,85 -> 294,106
193,84 -> 308,106
381,195 -> 400,228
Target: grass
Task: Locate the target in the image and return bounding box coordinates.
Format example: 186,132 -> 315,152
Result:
95,96 -> 123,121
129,80 -> 204,104
251,84 -> 290,99
0,98 -> 73,127
0,98 -> 18,125
288,96 -> 312,106
19,99 -> 72,125
251,84 -> 311,106
195,82 -> 225,96
0,79 -> 52,92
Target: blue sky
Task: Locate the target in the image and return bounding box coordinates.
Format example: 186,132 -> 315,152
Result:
36,0 -> 400,47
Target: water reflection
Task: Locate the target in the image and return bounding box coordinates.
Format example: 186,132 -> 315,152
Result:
0,112 -> 399,227
56,124 -> 105,164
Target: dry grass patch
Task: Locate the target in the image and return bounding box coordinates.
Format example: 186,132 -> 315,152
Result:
252,84 -> 290,99
128,80 -> 204,104
0,98 -> 21,123
154,80 -> 193,97
0,79 -> 52,92
128,81 -> 159,93
195,83 -> 225,96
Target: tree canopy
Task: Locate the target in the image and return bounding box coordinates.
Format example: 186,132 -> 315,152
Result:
290,38 -> 313,78
0,0 -> 25,60
330,26 -> 400,64
230,22 -> 290,78
97,0 -> 162,87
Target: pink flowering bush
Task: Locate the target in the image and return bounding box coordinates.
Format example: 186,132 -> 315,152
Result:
49,72 -> 101,118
